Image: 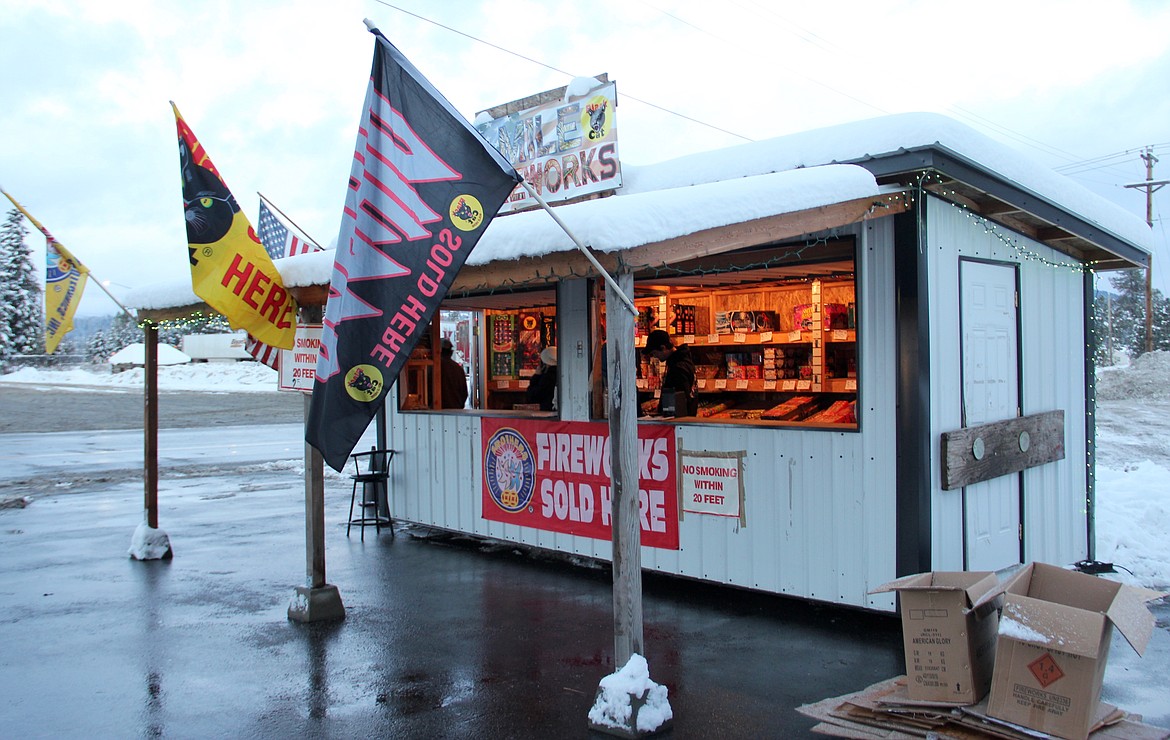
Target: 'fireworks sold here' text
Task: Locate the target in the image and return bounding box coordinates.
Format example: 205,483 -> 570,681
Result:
480,418 -> 679,550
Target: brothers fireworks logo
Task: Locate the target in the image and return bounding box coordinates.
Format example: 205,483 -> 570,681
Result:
449,194 -> 484,231
484,428 -> 536,513
344,364 -> 384,403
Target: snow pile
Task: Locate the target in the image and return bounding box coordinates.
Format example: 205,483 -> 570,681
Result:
1095,460 -> 1170,589
998,612 -> 1050,644
109,342 -> 191,366
588,653 -> 672,734
1096,351 -> 1170,400
128,522 -> 172,560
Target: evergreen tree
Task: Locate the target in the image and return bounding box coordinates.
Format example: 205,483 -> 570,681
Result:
91,312 -> 144,361
1096,268 -> 1170,359
1092,292 -> 1115,366
85,329 -> 112,362
0,209 -> 44,361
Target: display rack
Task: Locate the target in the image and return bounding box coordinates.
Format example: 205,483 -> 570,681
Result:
634,278 -> 858,426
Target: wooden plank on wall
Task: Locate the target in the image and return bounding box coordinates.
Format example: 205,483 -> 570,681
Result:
940,410 -> 1065,490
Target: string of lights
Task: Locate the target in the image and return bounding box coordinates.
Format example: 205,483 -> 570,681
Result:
914,171 -> 1098,273
448,191 -> 909,299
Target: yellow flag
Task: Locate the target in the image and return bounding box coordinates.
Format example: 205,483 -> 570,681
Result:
1,188 -> 88,354
172,103 -> 297,349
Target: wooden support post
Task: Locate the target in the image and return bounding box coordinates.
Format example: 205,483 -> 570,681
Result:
144,322 -> 159,529
129,320 -> 171,561
289,305 -> 345,622
606,270 -> 643,665
304,392 -> 327,589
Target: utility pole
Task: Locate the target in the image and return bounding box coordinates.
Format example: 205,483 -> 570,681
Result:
1124,147 -> 1167,352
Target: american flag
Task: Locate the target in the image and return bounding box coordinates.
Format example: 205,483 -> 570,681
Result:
245,332 -> 280,370
249,200 -> 319,369
257,201 -> 316,259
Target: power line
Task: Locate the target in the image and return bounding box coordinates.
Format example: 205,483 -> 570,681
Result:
638,0 -> 1111,172
374,0 -> 1163,193
946,105 -> 1087,164
371,0 -> 754,142
637,1 -> 889,117
1056,143 -> 1170,175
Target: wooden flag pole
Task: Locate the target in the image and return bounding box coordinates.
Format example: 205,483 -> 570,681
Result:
515,182 -> 644,662
144,322 -> 159,529
88,276 -> 137,323
519,180 -> 637,317
1,185 -> 135,322
257,191 -> 324,249
606,270 -> 644,664
128,320 -> 172,561
288,304 -> 345,623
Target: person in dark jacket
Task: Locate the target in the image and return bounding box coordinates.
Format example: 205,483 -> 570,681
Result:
525,346 -> 558,411
439,338 -> 468,409
642,329 -> 697,416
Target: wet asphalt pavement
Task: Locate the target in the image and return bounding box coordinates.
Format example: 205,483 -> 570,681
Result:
0,388 -> 1167,738
0,464 -> 907,739
3,464 -> 1168,739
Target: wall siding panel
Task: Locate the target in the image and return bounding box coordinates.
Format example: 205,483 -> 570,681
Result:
386,219 -> 903,611
926,197 -> 1088,571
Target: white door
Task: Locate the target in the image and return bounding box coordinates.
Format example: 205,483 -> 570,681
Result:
960,261 -> 1020,572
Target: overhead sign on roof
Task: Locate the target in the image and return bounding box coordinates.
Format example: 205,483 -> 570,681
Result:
476,80 -> 621,213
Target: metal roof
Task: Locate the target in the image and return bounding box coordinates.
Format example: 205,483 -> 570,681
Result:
847,145 -> 1148,270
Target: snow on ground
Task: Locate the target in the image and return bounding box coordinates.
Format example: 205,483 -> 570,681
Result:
1,358 -> 1168,588
1096,350 -> 1170,401
0,361 -> 278,393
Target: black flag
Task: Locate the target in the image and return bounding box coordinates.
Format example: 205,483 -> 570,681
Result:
307,29 -> 521,471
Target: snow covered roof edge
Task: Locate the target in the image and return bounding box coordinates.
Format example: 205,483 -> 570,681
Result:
126,113 -> 1150,314
619,112 -> 1152,253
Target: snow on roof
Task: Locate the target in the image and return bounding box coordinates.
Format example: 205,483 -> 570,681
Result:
126,112 -> 1151,313
125,250 -> 332,311
624,112 -> 1152,251
465,163 -> 878,265
126,163 -> 877,309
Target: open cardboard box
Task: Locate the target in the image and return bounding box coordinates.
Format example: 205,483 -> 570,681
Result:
986,562 -> 1166,740
871,571 -> 1004,704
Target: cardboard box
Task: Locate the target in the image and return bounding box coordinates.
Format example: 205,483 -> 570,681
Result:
871,571 -> 1003,704
986,562 -> 1163,739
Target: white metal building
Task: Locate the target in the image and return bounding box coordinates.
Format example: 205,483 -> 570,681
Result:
132,113 -> 1152,612
368,113 -> 1150,612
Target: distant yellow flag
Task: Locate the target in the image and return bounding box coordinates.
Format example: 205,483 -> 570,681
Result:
1,188 -> 88,354
172,103 -> 296,349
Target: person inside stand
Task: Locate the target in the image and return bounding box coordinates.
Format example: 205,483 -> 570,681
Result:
526,346 -> 558,411
642,329 -> 697,417
439,338 -> 468,409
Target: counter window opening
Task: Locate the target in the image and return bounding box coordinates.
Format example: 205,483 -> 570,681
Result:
396,238 -> 857,428
591,239 -> 860,429
397,306 -> 560,416
397,310 -> 477,412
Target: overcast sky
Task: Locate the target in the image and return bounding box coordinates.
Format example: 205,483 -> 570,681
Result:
2,0 -> 1168,316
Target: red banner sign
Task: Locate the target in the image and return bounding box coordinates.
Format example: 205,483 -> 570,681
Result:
480,418 -> 679,550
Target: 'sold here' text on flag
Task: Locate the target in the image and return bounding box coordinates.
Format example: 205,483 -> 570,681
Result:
258,201 -> 318,259
172,102 -> 297,350
306,29 -> 521,471
0,188 -> 88,354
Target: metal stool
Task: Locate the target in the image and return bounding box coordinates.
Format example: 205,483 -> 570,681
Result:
347,447 -> 394,539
